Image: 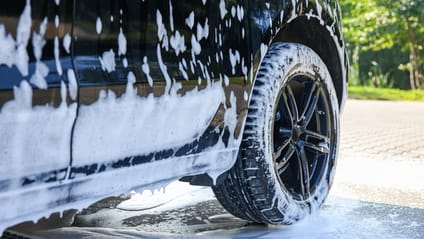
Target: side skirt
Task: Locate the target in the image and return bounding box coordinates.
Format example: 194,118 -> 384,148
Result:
0,148 -> 238,233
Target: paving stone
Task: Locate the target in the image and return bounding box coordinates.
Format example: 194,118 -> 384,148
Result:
340,100 -> 424,161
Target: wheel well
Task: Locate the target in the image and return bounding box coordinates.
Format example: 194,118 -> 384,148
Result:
272,16 -> 345,108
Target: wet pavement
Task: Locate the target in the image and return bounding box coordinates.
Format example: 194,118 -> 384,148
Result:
10,195 -> 423,239
4,99 -> 424,238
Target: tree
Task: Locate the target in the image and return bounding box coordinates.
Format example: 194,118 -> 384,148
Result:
341,0 -> 424,89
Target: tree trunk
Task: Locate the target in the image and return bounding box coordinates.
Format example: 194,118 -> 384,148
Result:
408,55 -> 416,90
406,24 -> 422,89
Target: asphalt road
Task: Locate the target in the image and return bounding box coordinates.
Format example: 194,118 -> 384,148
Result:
4,99 -> 424,239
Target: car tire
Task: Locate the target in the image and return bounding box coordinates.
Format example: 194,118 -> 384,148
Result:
212,42 -> 340,224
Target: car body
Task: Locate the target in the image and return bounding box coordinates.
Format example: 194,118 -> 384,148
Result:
0,0 -> 347,232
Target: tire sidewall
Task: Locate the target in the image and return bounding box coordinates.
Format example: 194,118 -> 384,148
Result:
252,43 -> 340,222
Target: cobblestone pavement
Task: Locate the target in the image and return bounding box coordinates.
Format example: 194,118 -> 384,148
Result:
334,99 -> 424,210
340,99 -> 424,160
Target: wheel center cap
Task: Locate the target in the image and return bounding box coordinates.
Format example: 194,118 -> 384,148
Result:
292,125 -> 303,142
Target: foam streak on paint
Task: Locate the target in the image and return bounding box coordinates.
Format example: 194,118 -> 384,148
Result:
185,11 -> 195,29
54,36 -> 63,75
99,49 -> 116,73
170,30 -> 186,56
62,33 -> 71,53
30,17 -> 48,89
67,69 -> 78,100
142,56 -> 153,86
72,73 -> 226,166
0,0 -> 32,76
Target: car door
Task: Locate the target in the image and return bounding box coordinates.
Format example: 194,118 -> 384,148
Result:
0,0 -> 76,194
70,0 -> 251,177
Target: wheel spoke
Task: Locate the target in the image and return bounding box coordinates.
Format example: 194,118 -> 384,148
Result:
274,138 -> 289,159
274,126 -> 291,153
279,127 -> 292,139
305,130 -> 329,143
296,147 -> 311,199
283,85 -> 299,122
303,140 -> 330,154
279,94 -> 293,123
300,81 -> 320,126
276,143 -> 296,173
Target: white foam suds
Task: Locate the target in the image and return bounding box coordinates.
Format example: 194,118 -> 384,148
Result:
229,49 -> 240,75
62,33 -> 71,53
185,11 -> 195,29
32,17 -> 47,60
96,17 -> 102,34
67,69 -> 78,100
0,26 -> 18,70
224,74 -> 229,86
0,80 -> 76,187
72,74 -> 226,166
156,44 -> 171,92
231,6 -> 236,18
190,35 -> 201,55
266,2 -> 270,8
169,0 -> 174,31
118,28 -> 127,56
237,5 -> 244,22
260,43 -> 268,59
170,30 -> 186,56
156,10 -> 169,50
30,17 -> 48,89
15,0 -> 32,76
116,181 -> 217,214
219,0 -> 227,19
54,15 -> 59,28
241,58 -> 247,76
141,56 -> 153,86
30,62 -> 49,89
196,19 -> 209,41
178,62 -> 188,80
182,58 -> 187,69
99,49 -> 116,73
54,36 -> 63,75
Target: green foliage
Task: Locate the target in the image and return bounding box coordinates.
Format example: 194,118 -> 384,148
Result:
348,86 -> 424,102
340,0 -> 424,89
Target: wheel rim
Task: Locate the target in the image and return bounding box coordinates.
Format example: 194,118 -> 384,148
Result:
272,75 -> 334,201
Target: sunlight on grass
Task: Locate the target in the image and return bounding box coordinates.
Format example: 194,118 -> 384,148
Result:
348,86 -> 424,102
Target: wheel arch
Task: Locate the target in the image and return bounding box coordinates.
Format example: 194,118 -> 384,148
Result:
271,15 -> 348,110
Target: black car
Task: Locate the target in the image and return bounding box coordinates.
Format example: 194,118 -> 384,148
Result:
0,0 -> 347,232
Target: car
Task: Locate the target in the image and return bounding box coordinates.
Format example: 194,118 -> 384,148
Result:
0,0 -> 347,232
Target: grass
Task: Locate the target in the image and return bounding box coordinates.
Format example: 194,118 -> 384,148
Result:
348,86 -> 424,102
